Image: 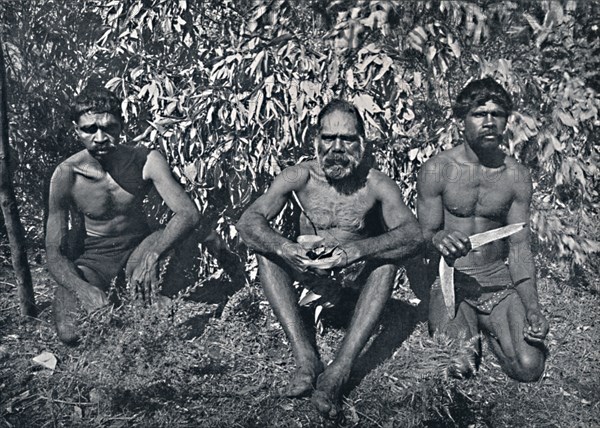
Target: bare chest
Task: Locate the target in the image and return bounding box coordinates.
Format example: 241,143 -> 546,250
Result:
442,164 -> 514,220
71,170 -> 140,220
299,182 -> 377,233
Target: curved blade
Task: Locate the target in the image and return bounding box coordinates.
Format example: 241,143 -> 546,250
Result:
439,257 -> 455,318
469,223 -> 525,249
439,223 -> 526,319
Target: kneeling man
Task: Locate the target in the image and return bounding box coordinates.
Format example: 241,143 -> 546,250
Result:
46,85 -> 200,344
237,100 -> 423,418
417,78 -> 548,382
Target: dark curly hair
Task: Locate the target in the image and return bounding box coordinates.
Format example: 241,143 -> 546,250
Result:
317,99 -> 365,137
453,77 -> 513,120
71,84 -> 123,124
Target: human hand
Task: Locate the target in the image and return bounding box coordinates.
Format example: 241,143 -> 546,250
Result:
129,251 -> 160,304
432,230 -> 471,262
76,285 -> 109,313
524,308 -> 549,344
277,241 -> 315,273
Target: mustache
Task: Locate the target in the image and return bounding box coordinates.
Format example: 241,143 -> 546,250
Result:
323,153 -> 353,165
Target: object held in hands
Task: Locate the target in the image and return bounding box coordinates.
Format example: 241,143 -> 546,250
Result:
297,235 -> 342,270
440,222 -> 526,319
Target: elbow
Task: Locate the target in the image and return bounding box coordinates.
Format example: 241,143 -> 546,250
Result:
182,205 -> 200,229
189,208 -> 201,228
236,212 -> 251,242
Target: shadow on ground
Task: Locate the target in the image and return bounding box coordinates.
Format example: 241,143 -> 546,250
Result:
158,235 -> 248,338
345,298 -> 428,392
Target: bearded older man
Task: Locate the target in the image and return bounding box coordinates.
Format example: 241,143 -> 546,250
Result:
237,99 -> 423,419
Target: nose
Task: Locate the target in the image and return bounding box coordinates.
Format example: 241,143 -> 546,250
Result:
93,128 -> 109,143
483,113 -> 496,128
332,137 -> 345,152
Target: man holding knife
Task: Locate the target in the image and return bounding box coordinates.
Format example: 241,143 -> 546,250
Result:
417,78 -> 548,382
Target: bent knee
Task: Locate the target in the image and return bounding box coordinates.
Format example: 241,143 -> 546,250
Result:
510,350 -> 546,382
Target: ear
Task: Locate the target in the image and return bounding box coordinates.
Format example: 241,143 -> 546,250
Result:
73,121 -> 82,137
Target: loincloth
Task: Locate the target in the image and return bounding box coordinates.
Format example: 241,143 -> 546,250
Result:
294,260 -> 371,307
74,232 -> 148,292
432,260 -> 515,314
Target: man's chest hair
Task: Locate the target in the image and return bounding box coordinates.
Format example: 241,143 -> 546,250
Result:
299,182 -> 376,230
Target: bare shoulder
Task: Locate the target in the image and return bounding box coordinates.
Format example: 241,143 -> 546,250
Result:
421,148 -> 457,173
272,162 -> 311,192
417,148 -> 456,193
145,149 -> 168,167
142,149 -> 174,181
367,168 -> 402,200
367,168 -> 397,188
505,156 -> 533,198
51,151 -> 86,185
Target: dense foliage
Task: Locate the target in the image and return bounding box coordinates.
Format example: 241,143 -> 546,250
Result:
1,0 -> 598,271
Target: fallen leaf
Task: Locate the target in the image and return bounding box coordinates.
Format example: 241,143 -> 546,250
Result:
73,406 -> 83,420
32,352 -> 57,371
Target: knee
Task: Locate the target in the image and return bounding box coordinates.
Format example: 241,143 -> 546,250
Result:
510,350 -> 546,382
53,286 -> 78,308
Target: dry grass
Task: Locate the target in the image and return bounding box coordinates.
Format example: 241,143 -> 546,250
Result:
0,254 -> 599,427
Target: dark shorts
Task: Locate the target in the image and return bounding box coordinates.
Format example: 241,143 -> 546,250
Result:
75,233 -> 148,292
432,260 -> 515,314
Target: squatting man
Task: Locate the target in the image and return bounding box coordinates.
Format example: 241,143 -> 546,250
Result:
237,99 -> 424,419
46,85 -> 201,345
417,77 -> 548,382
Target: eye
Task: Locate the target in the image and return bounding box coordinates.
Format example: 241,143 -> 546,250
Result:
79,125 -> 99,134
104,124 -> 121,134
341,135 -> 359,143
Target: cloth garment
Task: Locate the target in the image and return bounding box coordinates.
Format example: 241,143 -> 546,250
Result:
432,259 -> 515,314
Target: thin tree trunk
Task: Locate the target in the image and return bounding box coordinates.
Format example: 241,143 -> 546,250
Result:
0,41 -> 36,316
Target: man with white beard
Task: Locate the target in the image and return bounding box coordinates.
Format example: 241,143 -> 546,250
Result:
237,99 -> 423,419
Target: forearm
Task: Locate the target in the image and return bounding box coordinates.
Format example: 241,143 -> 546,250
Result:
509,248 -> 540,312
344,225 -> 424,265
421,229 -> 441,261
46,248 -> 93,294
237,211 -> 293,255
152,210 -> 199,257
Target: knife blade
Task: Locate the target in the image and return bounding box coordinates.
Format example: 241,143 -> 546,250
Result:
440,223 -> 527,319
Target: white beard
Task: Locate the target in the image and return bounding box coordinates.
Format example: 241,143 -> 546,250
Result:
315,140 -> 365,180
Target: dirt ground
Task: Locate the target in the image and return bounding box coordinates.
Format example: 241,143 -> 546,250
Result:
0,254 -> 599,427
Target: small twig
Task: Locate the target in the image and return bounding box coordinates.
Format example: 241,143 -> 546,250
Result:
353,407 -> 383,428
39,396 -> 95,407
105,415 -> 141,421
0,281 -> 16,288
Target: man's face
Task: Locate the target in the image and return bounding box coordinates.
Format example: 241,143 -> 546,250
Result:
463,100 -> 508,152
316,110 -> 365,180
75,112 -> 122,160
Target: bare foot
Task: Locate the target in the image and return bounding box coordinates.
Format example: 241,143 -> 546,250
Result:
279,360 -> 324,398
311,366 -> 348,419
